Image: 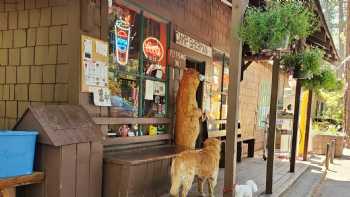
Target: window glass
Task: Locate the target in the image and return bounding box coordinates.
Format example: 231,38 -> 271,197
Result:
107,124 -> 168,137
222,56 -> 230,92
108,74 -> 139,117
108,4 -> 168,120
143,17 -> 167,79
221,94 -> 228,119
143,80 -> 166,117
212,51 -> 223,92
109,5 -> 140,73
209,92 -> 221,120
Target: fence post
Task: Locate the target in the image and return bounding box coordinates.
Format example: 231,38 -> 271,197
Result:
330,140 -> 336,164
325,143 -> 330,170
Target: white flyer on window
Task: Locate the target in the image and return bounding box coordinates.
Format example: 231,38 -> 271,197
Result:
153,81 -> 165,96
90,87 -> 112,106
145,80 -> 154,100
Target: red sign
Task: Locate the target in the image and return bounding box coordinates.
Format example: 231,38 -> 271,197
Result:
143,37 -> 164,62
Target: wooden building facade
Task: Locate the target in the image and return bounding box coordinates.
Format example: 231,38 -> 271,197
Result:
0,0 -> 282,153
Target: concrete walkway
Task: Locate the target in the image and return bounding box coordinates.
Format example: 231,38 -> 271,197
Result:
281,155 -> 326,197
314,148 -> 350,197
186,156 -> 308,197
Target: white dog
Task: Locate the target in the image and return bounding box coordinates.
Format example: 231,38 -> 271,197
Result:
235,180 -> 258,197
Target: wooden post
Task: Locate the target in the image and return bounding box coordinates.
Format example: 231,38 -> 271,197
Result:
303,90 -> 313,161
265,56 -> 280,194
290,79 -> 302,172
223,1 -> 247,196
325,143 -> 330,170
290,39 -> 305,172
330,139 -> 336,164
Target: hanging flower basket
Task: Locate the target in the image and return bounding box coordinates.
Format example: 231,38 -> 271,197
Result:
239,1 -> 317,53
282,48 -> 324,79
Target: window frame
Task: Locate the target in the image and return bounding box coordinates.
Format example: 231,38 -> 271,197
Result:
108,5 -> 171,118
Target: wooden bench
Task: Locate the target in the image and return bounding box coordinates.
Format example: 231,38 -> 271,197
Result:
0,172 -> 44,197
237,137 -> 255,162
219,136 -> 255,167
103,145 -> 185,197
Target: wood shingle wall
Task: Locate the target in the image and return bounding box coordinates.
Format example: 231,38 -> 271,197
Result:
0,0 -> 74,129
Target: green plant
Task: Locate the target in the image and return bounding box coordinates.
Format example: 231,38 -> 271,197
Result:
239,1 -> 317,52
301,65 -> 343,91
317,88 -> 344,124
282,48 -> 324,79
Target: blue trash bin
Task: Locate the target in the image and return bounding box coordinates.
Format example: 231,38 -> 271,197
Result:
0,131 -> 38,178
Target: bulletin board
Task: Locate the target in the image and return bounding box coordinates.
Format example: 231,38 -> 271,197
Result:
81,35 -> 111,106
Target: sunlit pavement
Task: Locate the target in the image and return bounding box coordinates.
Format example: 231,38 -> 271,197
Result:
315,148 -> 350,197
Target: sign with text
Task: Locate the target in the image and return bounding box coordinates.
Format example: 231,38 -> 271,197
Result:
175,31 -> 212,57
143,37 -> 164,62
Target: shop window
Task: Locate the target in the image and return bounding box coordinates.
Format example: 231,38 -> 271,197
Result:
143,80 -> 166,117
143,17 -> 167,79
207,50 -> 230,131
108,74 -> 139,117
109,5 -> 140,73
108,3 -> 168,118
108,123 -> 168,137
209,50 -> 230,120
212,52 -> 223,92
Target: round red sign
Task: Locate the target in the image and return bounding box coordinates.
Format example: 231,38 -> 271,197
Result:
143,37 -> 164,62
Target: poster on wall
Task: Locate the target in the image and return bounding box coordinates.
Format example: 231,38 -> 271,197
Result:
81,35 -> 111,106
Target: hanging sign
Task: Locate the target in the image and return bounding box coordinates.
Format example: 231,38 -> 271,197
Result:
143,37 -> 164,62
115,19 -> 130,65
175,31 -> 212,57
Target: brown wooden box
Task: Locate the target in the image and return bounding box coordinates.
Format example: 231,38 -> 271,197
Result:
103,146 -> 184,197
14,105 -> 103,197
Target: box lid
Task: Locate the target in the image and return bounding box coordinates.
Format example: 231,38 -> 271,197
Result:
14,105 -> 102,146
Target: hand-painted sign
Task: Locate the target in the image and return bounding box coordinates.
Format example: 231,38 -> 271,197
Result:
143,37 -> 164,62
115,19 -> 130,65
175,31 -> 212,57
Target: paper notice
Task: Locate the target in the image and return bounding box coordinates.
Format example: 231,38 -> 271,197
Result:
153,81 -> 165,96
90,87 -> 112,106
85,60 -> 96,86
96,41 -> 108,56
83,39 -> 93,59
145,80 -> 154,100
156,69 -> 163,79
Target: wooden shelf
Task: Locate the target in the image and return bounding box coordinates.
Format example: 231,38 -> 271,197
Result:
103,134 -> 171,146
208,130 -> 226,137
0,172 -> 44,189
208,119 -> 227,124
93,117 -> 171,125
